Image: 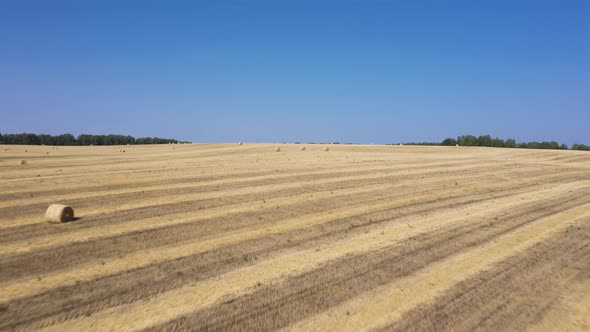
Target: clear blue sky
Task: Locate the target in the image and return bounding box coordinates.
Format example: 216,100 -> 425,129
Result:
1,1 -> 589,144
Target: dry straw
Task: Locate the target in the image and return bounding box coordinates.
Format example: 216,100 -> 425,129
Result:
45,204 -> 75,223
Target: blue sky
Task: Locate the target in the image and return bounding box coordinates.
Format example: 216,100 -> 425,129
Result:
1,1 -> 589,144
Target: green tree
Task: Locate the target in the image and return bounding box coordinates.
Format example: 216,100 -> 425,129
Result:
504,138 -> 516,148
572,144 -> 590,151
476,135 -> 493,147
457,135 -> 478,146
56,134 -> 76,145
492,137 -> 505,147
441,138 -> 457,146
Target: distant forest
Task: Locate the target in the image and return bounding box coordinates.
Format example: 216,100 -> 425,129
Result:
403,134 -> 590,151
0,133 -> 188,145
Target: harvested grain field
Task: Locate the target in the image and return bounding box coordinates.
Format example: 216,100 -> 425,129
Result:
1,143 -> 590,331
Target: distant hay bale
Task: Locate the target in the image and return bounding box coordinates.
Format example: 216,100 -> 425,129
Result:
24,149 -> 28,152
399,143 -> 403,146
275,147 -> 281,152
239,142 -> 243,145
456,144 -> 459,147
19,159 -> 27,165
45,152 -> 50,155
300,146 -> 306,151
45,204 -> 75,223
122,149 -> 126,153
324,147 -> 330,151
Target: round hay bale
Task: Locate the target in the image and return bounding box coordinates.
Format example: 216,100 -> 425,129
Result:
122,149 -> 126,153
24,149 -> 28,152
324,147 -> 330,151
45,204 -> 75,223
239,142 -> 243,145
275,147 -> 281,152
45,151 -> 50,155
300,146 -> 306,151
456,144 -> 459,147
19,159 -> 27,165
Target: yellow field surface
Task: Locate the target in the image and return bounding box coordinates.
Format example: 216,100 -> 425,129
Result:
1,143 -> 589,331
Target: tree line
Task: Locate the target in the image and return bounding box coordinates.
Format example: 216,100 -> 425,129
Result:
440,134 -> 589,151
0,133 -> 187,145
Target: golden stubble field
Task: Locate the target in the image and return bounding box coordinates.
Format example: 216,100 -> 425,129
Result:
1,143 -> 589,331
